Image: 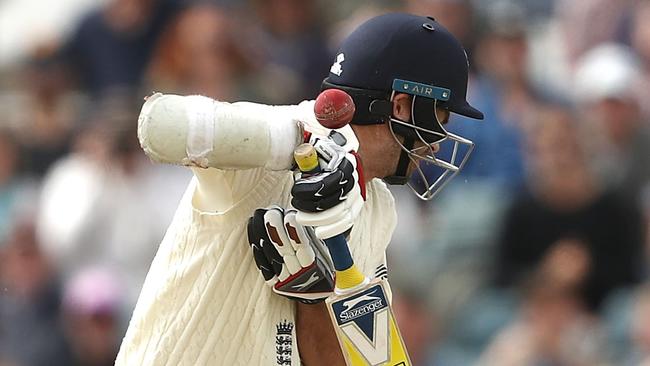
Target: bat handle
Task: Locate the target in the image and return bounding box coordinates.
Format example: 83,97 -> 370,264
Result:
324,235 -> 354,270
323,235 -> 367,291
294,143 -> 367,292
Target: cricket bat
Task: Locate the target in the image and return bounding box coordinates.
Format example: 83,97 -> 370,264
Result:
294,143 -> 411,366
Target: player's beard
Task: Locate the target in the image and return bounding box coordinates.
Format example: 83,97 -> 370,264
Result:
403,142 -> 439,176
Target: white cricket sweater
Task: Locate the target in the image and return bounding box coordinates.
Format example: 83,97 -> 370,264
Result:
115,167 -> 397,365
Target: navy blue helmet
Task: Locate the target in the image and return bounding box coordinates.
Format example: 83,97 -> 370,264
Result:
322,13 -> 484,200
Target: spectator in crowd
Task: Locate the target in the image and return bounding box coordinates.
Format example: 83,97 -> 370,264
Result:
59,0 -> 182,96
11,45 -> 79,177
479,275 -> 606,366
146,3 -> 252,101
0,218 -> 72,366
573,43 -> 650,203
246,0 -> 332,103
36,97 -> 190,317
555,0 -> 632,66
62,268 -> 123,366
494,104 -> 644,312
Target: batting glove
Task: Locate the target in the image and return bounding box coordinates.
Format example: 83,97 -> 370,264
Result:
247,206 -> 335,304
291,133 -> 366,239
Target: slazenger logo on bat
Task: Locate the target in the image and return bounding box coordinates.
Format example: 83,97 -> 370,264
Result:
338,289 -> 385,322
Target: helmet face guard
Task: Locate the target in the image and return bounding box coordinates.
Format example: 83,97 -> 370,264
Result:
319,14 -> 484,201
389,114 -> 475,200
384,79 -> 475,200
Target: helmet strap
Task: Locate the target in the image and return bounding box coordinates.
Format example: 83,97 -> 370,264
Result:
383,137 -> 413,185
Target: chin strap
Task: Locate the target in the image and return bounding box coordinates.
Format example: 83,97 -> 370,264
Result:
383,137 -> 413,185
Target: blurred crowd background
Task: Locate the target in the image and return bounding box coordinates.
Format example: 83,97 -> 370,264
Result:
0,0 -> 649,365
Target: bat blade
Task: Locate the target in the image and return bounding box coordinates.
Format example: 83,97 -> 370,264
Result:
326,280 -> 411,366
294,143 -> 410,365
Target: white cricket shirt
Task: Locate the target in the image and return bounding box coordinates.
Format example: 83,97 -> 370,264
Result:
116,115 -> 397,365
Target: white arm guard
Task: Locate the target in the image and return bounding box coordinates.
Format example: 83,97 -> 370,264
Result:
137,93 -> 304,171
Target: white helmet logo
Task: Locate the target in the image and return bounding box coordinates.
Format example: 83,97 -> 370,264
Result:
330,53 -> 345,76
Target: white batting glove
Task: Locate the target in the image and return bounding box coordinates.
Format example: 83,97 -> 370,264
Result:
291,133 -> 366,239
247,206 -> 335,303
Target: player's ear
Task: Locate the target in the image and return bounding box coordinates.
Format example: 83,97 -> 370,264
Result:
392,93 -> 412,121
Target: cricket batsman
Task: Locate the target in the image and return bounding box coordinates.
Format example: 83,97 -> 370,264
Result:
116,13 -> 483,365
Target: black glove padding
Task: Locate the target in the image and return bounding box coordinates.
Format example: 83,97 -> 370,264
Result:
247,206 -> 335,303
291,137 -> 366,239
291,158 -> 357,212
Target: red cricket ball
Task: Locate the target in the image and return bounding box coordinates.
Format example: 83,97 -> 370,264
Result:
314,89 -> 356,129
